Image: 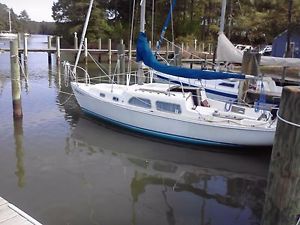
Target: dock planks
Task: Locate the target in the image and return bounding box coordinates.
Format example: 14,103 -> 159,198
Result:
0,197 -> 41,225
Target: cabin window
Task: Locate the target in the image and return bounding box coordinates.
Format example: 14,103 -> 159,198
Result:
113,97 -> 119,102
219,82 -> 235,88
128,97 -> 151,109
100,93 -> 105,98
156,101 -> 181,114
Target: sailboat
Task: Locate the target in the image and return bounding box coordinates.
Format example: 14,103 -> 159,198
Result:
152,0 -> 293,105
0,9 -> 17,39
68,0 -> 277,147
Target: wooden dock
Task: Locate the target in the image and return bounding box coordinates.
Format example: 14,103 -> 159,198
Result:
0,47 -> 122,54
0,197 -> 42,225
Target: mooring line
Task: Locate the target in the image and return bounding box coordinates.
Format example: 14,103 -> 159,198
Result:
56,90 -> 75,106
277,110 -> 300,128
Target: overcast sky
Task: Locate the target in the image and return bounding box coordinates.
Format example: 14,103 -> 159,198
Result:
1,0 -> 56,22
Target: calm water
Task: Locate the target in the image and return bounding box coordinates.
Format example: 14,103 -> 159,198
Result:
0,35 -> 271,225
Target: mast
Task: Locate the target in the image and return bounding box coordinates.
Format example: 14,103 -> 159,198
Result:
8,9 -> 12,33
140,0 -> 146,32
219,0 -> 227,33
73,0 -> 94,74
137,0 -> 146,85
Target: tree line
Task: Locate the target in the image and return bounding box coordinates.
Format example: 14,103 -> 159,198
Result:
1,0 -> 299,48
0,3 -> 55,35
52,0 -> 300,47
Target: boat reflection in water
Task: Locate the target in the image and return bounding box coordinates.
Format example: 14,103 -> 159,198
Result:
66,116 -> 269,225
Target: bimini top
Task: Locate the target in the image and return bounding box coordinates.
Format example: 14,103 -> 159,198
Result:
136,32 -> 245,80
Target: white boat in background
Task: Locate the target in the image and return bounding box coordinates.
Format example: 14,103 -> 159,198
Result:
151,0 -> 286,104
66,0 -> 277,147
0,32 -> 17,39
0,9 -> 17,39
217,32 -> 300,68
154,69 -> 283,102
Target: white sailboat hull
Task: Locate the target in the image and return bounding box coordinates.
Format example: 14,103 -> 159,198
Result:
71,82 -> 275,147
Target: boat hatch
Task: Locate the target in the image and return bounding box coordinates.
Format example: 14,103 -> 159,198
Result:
169,86 -> 206,107
231,105 -> 245,114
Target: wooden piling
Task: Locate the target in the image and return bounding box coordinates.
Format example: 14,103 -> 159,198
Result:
128,41 -> 132,75
190,55 -> 194,69
48,53 -> 52,65
108,39 -> 112,64
98,38 -> 102,50
47,36 -> 52,49
98,38 -> 102,62
47,36 -> 52,64
10,40 -> 23,119
17,34 -> 22,62
261,86 -> 300,225
18,52 -> 22,63
74,32 -> 78,49
238,51 -> 260,102
84,38 -> 88,65
174,45 -> 182,66
117,43 -> 126,85
18,33 -> 22,47
23,35 -> 28,64
13,118 -> 25,188
56,36 -> 61,65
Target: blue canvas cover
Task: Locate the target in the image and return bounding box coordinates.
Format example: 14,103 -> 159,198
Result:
137,32 -> 245,80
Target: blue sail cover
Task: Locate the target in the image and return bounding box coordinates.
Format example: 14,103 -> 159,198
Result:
137,32 -> 245,80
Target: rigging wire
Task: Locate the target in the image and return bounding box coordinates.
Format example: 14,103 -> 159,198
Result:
156,0 -> 177,51
128,0 -> 137,75
151,0 -> 155,46
170,0 -> 175,51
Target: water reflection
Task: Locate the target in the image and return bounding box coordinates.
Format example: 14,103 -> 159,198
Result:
13,118 -> 25,188
66,117 -> 268,225
48,63 -> 53,88
0,34 -> 271,225
23,62 -> 29,93
56,62 -> 62,90
0,76 -> 6,96
55,65 -> 81,126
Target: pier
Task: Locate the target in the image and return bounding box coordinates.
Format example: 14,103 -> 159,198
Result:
0,35 -> 214,66
0,197 -> 41,225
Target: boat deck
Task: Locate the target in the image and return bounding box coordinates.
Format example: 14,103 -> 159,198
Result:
0,197 -> 41,225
